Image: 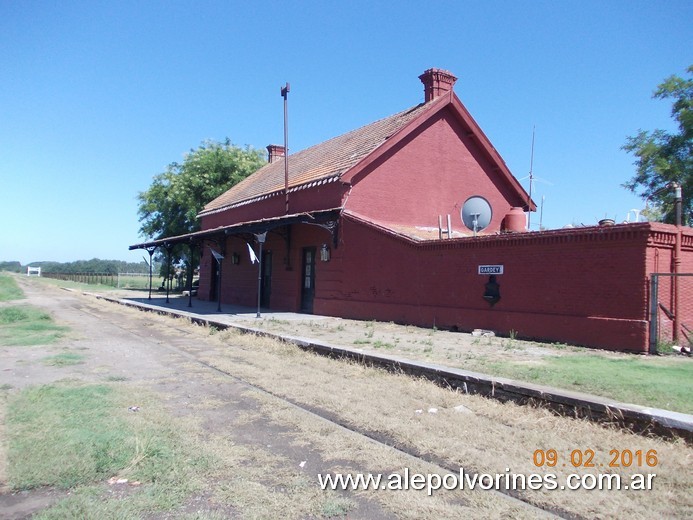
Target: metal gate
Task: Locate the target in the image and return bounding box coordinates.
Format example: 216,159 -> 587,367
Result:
649,273 -> 693,353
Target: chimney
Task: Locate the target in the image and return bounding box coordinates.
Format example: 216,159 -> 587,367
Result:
419,68 -> 457,102
266,144 -> 285,164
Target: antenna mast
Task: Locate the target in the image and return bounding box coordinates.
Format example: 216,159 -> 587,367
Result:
281,83 -> 290,214
527,126 -> 535,230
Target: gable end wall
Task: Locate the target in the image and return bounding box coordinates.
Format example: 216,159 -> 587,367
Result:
344,107 -> 526,232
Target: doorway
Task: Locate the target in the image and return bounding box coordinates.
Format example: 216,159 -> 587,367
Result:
210,256 -> 219,301
300,247 -> 316,313
260,250 -> 272,307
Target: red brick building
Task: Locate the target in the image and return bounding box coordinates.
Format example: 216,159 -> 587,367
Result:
131,69 -> 693,353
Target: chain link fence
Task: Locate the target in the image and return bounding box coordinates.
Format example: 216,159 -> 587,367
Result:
649,273 -> 693,353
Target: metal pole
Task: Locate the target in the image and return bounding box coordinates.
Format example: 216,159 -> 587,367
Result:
673,183 -> 682,343
281,83 -> 290,214
257,245 -> 263,318
255,232 -> 267,318
649,275 -> 659,354
165,247 -> 171,304
147,249 -> 154,300
216,256 -> 222,313
527,126 -> 535,230
187,243 -> 194,308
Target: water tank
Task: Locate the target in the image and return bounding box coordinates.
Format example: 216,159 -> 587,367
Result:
502,207 -> 526,232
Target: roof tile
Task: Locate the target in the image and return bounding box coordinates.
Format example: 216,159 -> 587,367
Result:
200,102 -> 431,215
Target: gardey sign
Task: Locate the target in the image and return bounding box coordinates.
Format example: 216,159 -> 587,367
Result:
478,265 -> 503,275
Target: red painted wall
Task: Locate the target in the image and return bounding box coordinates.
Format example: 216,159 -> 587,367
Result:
645,224 -> 693,346
197,223 -> 334,311
345,107 -> 525,233
317,218 -> 678,352
201,183 -> 344,231
198,214 -> 692,352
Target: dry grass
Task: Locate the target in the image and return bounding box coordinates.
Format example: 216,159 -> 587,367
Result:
0,389 -> 8,493
248,392 -> 536,519
42,295 -> 692,518
190,326 -> 692,519
252,315 -> 693,413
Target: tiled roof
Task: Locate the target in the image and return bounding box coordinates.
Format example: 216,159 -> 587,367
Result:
199,102 -> 433,216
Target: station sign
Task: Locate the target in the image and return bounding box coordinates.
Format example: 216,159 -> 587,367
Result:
478,265 -> 504,275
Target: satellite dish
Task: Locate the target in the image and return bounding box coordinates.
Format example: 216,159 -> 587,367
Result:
461,196 -> 493,236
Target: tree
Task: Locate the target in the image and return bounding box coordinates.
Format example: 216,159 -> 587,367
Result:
622,65 -> 692,225
137,139 -> 266,279
0,261 -> 22,273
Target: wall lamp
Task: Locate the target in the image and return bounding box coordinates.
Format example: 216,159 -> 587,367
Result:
320,243 -> 331,262
231,252 -> 240,265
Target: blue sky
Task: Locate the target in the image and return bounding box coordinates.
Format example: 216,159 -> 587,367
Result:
1,0 -> 691,265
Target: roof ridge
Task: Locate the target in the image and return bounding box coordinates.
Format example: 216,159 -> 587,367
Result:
200,101 -> 432,216
289,102 -> 426,156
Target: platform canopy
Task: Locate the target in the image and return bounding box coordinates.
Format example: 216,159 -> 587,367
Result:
129,207 -> 342,252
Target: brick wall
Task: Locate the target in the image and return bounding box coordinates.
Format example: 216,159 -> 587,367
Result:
197,207 -> 692,353
200,182 -> 344,230
316,218 -> 676,352
345,107 -> 527,233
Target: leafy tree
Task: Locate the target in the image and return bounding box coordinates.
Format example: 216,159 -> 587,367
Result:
33,259 -> 152,274
622,65 -> 692,225
0,261 -> 22,272
137,139 -> 266,278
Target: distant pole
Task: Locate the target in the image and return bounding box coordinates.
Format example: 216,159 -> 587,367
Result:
527,126 -> 535,230
281,82 -> 290,214
539,196 -> 545,231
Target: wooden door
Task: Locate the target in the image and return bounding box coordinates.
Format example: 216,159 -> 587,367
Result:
300,247 -> 316,313
260,250 -> 272,307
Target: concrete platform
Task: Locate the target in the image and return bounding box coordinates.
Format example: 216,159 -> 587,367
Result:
88,290 -> 693,442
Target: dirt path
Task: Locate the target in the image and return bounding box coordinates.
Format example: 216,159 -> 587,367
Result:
1,278 -> 691,519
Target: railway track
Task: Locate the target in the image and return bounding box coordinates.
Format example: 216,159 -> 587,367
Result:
73,294 -> 574,519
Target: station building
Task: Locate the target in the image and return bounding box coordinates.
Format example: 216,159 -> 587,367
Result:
131,69 -> 693,353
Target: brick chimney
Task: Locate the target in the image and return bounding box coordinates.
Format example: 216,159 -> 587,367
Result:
419,68 -> 457,102
266,144 -> 285,163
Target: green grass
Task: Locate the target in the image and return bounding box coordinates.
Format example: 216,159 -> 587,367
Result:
0,305 -> 68,346
42,352 -> 85,366
6,382 -> 211,517
104,375 -> 128,382
321,496 -> 356,517
7,384 -> 134,489
29,276 -> 120,293
480,354 -> 693,414
28,274 -> 167,294
0,273 -> 24,301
